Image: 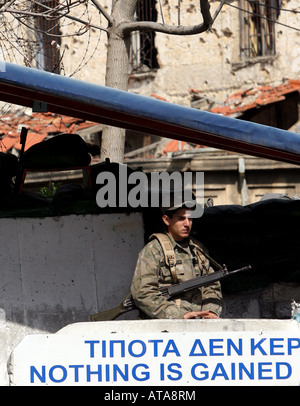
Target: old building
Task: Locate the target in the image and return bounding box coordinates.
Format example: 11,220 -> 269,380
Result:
0,0 -> 299,205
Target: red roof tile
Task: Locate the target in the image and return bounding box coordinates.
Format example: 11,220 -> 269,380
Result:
150,94 -> 168,102
0,134 -> 19,152
209,80 -> 300,117
13,132 -> 48,151
162,140 -> 205,155
163,140 -> 187,154
0,113 -> 98,153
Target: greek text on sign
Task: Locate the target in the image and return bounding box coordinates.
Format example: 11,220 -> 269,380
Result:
11,331 -> 300,386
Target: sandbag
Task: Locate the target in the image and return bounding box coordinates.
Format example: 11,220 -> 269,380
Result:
193,198 -> 300,292
0,152 -> 19,196
0,152 -> 18,177
22,133 -> 91,170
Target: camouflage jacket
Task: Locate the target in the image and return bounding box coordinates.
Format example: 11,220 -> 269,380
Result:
130,233 -> 222,319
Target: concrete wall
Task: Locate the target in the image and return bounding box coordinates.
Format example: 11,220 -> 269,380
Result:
0,212 -> 145,385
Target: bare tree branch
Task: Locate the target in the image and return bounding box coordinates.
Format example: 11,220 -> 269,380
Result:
0,0 -> 18,12
122,20 -> 209,35
5,8 -> 108,33
90,0 -> 113,24
121,0 -> 213,36
211,0 -> 227,24
158,0 -> 165,25
5,8 -> 59,19
12,15 -> 92,38
64,13 -> 109,33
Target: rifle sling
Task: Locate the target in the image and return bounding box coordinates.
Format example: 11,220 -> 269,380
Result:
149,233 -> 178,283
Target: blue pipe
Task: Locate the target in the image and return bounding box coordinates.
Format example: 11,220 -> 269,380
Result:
0,61 -> 300,162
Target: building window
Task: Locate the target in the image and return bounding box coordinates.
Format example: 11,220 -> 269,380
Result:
130,0 -> 159,73
239,0 -> 280,59
34,0 -> 61,73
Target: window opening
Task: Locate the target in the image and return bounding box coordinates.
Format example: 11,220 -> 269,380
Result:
239,0 -> 280,59
130,0 -> 159,73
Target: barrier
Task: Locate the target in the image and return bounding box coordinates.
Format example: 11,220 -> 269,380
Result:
10,319 -> 300,386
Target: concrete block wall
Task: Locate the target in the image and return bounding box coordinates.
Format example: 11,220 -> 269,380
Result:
0,212 -> 145,385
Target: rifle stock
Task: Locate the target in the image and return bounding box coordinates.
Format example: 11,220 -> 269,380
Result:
89,302 -> 129,322
89,265 -> 251,322
89,292 -> 135,322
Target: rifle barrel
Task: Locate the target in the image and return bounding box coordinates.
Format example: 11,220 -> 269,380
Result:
226,265 -> 252,275
167,265 -> 252,298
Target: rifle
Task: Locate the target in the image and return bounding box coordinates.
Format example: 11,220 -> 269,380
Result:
89,264 -> 251,322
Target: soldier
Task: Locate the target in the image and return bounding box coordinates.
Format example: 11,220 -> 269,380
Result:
131,200 -> 223,319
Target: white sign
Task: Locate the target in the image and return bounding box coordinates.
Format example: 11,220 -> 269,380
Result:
11,330 -> 300,386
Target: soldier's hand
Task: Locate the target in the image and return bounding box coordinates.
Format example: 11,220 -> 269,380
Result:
183,310 -> 219,319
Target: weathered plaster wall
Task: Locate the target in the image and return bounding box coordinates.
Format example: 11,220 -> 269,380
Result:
129,0 -> 300,105
0,212 -> 145,385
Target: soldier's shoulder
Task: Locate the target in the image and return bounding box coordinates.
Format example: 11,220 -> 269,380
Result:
141,235 -> 164,255
190,236 -> 209,253
145,236 -> 163,250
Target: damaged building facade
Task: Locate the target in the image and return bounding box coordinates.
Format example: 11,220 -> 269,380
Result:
1,0 -> 300,205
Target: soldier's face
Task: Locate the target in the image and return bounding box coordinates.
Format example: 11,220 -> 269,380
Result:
162,208 -> 193,241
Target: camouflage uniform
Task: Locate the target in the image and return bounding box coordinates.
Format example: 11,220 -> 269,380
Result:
131,233 -> 222,319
